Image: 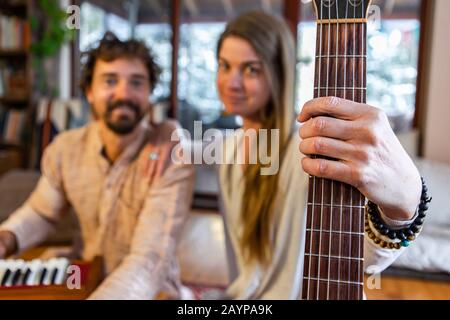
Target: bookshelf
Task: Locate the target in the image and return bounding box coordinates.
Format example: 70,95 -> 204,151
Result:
0,0 -> 32,171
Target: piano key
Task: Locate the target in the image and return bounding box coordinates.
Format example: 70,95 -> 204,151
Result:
50,268 -> 58,285
1,268 -> 11,287
0,261 -> 8,287
42,259 -> 58,286
54,258 -> 70,285
39,267 -> 47,285
3,260 -> 22,287
14,262 -> 29,286
27,260 -> 44,286
22,268 -> 32,286
10,268 -> 22,286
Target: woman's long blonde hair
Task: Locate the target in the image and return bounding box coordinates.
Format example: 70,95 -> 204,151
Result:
217,11 -> 296,265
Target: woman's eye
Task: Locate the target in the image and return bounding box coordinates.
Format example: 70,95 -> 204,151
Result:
218,62 -> 229,71
244,66 -> 261,76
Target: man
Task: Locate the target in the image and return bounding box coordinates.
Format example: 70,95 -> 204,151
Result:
0,32 -> 194,299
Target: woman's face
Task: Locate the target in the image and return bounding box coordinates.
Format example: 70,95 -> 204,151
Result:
217,36 -> 271,121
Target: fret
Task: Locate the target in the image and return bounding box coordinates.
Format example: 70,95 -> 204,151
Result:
304,253 -> 364,262
314,59 -> 367,90
304,231 -> 364,258
307,178 -> 364,210
314,87 -> 366,90
307,203 -> 365,209
306,229 -> 364,236
314,89 -> 365,102
315,54 -> 367,58
316,23 -> 366,56
303,255 -> 364,283
301,280 -> 363,300
303,277 -> 363,286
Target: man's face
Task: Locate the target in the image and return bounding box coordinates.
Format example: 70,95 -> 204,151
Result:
86,57 -> 151,135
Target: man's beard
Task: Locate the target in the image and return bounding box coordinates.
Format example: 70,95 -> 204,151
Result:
104,99 -> 145,135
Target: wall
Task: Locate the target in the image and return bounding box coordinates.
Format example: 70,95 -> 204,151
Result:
423,0 -> 450,164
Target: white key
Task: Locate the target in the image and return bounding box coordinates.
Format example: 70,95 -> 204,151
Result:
0,260 -> 8,286
42,259 -> 55,286
15,262 -> 30,286
26,259 -> 44,286
4,260 -> 24,287
54,258 -> 70,285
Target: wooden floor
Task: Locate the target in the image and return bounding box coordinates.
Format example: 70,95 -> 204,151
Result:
365,275 -> 450,300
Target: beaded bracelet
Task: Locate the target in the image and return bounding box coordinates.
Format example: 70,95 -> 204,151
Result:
366,177 -> 431,249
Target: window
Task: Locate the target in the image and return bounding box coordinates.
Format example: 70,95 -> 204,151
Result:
177,0 -> 283,132
296,0 -> 422,133
79,1 -> 172,102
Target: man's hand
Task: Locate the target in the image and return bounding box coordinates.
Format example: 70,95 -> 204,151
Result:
142,120 -> 181,185
298,97 -> 422,221
0,231 -> 18,259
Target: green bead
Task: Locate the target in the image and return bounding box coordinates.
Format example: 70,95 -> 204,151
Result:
401,240 -> 410,247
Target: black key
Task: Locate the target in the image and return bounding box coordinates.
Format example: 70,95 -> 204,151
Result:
1,269 -> 11,286
22,268 -> 31,286
50,268 -> 58,285
39,268 -> 47,285
11,269 -> 22,286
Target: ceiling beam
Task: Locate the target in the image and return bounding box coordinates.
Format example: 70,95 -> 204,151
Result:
385,0 -> 396,15
221,0 -> 234,18
261,0 -> 272,12
144,0 -> 163,16
184,0 -> 199,17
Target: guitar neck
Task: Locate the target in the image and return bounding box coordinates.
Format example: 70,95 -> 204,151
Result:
302,17 -> 368,300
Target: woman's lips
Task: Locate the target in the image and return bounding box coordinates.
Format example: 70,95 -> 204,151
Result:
224,95 -> 246,104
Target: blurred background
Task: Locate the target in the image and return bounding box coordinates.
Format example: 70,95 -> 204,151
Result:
0,0 -> 449,299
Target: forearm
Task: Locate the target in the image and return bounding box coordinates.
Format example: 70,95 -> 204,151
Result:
0,204 -> 57,253
88,253 -> 168,300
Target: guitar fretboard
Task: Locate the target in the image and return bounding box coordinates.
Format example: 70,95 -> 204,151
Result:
302,8 -> 368,300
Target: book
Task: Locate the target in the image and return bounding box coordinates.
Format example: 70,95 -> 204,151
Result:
2,109 -> 26,144
0,14 -> 29,51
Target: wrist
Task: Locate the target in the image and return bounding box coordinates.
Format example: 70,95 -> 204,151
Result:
379,201 -> 419,222
379,176 -> 422,221
366,177 -> 431,249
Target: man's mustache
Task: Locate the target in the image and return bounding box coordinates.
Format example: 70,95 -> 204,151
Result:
106,99 -> 141,114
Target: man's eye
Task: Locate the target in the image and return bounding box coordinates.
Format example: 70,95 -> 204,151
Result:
105,78 -> 117,86
131,80 -> 143,88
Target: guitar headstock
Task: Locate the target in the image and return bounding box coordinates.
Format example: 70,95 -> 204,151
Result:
312,0 -> 372,22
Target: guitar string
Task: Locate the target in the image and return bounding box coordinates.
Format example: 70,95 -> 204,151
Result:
327,0 -> 340,300
337,0 -> 350,300
313,0 -> 325,300
348,0 -> 357,299
306,0 -> 324,299
358,0 -> 366,299
314,0 -> 331,300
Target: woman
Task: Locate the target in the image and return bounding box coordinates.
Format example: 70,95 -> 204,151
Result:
215,11 -> 423,299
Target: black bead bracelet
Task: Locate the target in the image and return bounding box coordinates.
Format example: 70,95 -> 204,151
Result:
367,177 -> 431,248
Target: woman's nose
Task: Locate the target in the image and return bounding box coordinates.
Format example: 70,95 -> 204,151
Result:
227,70 -> 243,90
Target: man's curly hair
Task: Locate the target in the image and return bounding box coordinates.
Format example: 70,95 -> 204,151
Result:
80,32 -> 161,94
